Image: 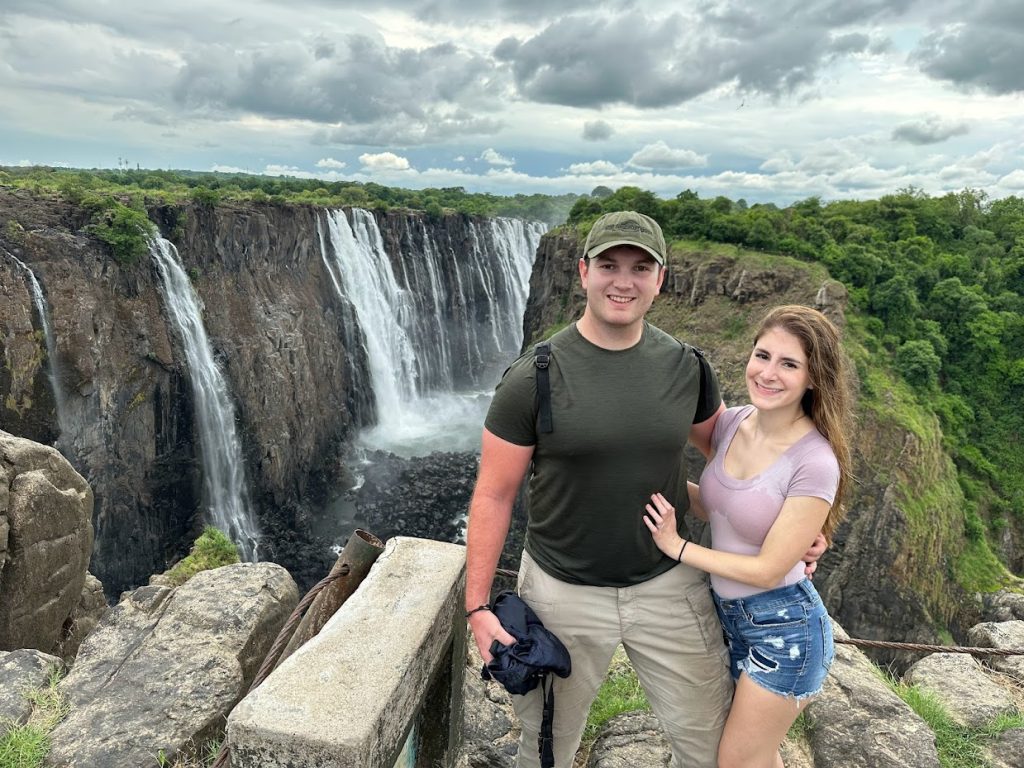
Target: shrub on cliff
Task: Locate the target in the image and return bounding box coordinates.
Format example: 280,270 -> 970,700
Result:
159,527 -> 241,588
89,202 -> 156,265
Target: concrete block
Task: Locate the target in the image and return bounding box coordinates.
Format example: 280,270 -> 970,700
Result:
228,537 -> 466,767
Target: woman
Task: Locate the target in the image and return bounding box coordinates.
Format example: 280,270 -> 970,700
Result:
644,305 -> 853,768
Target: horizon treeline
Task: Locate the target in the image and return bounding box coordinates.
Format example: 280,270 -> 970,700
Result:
0,165 -> 579,225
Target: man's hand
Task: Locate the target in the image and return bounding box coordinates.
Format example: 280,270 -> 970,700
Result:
802,532 -> 828,578
468,609 -> 516,664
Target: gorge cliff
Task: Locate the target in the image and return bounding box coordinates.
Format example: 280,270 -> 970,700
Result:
0,188 -> 539,595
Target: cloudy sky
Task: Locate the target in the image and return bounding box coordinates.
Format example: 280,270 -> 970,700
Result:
2,0 -> 1024,205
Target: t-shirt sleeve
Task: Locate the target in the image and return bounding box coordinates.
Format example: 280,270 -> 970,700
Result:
709,405 -> 739,452
692,352 -> 723,424
483,355 -> 537,446
788,443 -> 840,504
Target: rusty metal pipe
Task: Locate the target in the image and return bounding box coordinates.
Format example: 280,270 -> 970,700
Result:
275,528 -> 385,667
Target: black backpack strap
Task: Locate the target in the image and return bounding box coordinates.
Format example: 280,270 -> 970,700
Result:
538,675 -> 556,768
535,342 -> 553,434
691,344 -> 715,417
676,340 -> 715,419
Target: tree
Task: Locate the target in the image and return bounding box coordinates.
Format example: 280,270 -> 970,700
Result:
870,274 -> 920,338
895,340 -> 941,390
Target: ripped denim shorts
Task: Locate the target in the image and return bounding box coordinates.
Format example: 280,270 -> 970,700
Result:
712,578 -> 834,700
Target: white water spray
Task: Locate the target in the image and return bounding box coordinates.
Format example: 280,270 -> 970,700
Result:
149,237 -> 260,560
320,209 -> 544,456
3,246 -> 69,436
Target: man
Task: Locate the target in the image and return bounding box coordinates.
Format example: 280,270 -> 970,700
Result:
465,210 -> 815,767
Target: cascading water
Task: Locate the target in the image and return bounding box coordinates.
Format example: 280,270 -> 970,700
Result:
320,209 -> 545,456
149,237 -> 260,560
2,246 -> 69,437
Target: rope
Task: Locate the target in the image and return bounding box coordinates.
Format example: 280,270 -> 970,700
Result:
210,564 -> 350,768
493,567 -> 1024,657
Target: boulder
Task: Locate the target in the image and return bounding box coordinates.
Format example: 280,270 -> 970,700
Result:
44,562 -> 298,768
986,727 -> 1024,768
981,591 -> 1024,622
0,649 -> 62,740
967,621 -> 1024,683
586,711 -> 670,768
905,652 -> 1016,728
805,622 -> 941,767
0,431 -> 93,653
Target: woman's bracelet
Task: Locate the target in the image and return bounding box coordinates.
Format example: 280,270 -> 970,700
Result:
465,604 -> 492,619
677,540 -> 689,562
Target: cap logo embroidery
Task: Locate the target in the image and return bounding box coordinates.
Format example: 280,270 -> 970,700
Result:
607,221 -> 653,235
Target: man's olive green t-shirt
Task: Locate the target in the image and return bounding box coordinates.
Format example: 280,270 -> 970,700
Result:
485,322 -> 721,587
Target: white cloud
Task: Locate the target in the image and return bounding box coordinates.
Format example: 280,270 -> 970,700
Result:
627,140 -> 707,170
316,157 -> 347,169
568,160 -> 620,175
480,147 -> 515,166
997,170 -> 1024,189
265,164 -> 304,175
359,151 -> 411,171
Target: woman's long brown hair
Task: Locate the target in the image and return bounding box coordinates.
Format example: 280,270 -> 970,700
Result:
755,305 -> 854,543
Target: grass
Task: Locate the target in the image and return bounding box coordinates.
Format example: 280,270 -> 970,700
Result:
159,526 -> 241,587
156,739 -> 221,767
884,672 -> 1024,768
0,665 -> 69,768
581,651 -> 650,745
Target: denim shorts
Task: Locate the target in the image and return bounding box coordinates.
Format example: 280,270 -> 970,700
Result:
712,579 -> 834,700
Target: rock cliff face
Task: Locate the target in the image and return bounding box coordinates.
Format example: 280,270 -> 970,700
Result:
520,227 -> 990,664
0,189 -> 535,596
0,191 -> 356,594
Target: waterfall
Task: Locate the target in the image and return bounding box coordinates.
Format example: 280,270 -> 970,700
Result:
2,246 -> 69,436
149,237 -> 260,560
319,209 -> 545,456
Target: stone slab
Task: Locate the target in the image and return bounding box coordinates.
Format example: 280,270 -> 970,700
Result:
228,537 -> 466,768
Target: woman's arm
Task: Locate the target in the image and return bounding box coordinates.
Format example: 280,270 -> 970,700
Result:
644,492 -> 829,590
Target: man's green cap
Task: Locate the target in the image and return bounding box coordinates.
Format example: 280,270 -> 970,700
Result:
583,211 -> 666,265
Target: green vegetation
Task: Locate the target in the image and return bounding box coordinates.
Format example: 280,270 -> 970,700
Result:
0,165 -> 578,225
89,201 -> 156,265
886,674 -> 1024,768
160,526 -> 241,587
0,665 -> 68,768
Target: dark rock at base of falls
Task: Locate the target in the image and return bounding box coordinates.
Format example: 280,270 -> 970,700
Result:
348,449 -> 526,580
351,449 -> 477,544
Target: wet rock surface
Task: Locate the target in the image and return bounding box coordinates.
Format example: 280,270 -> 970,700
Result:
346,449 -> 526,577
